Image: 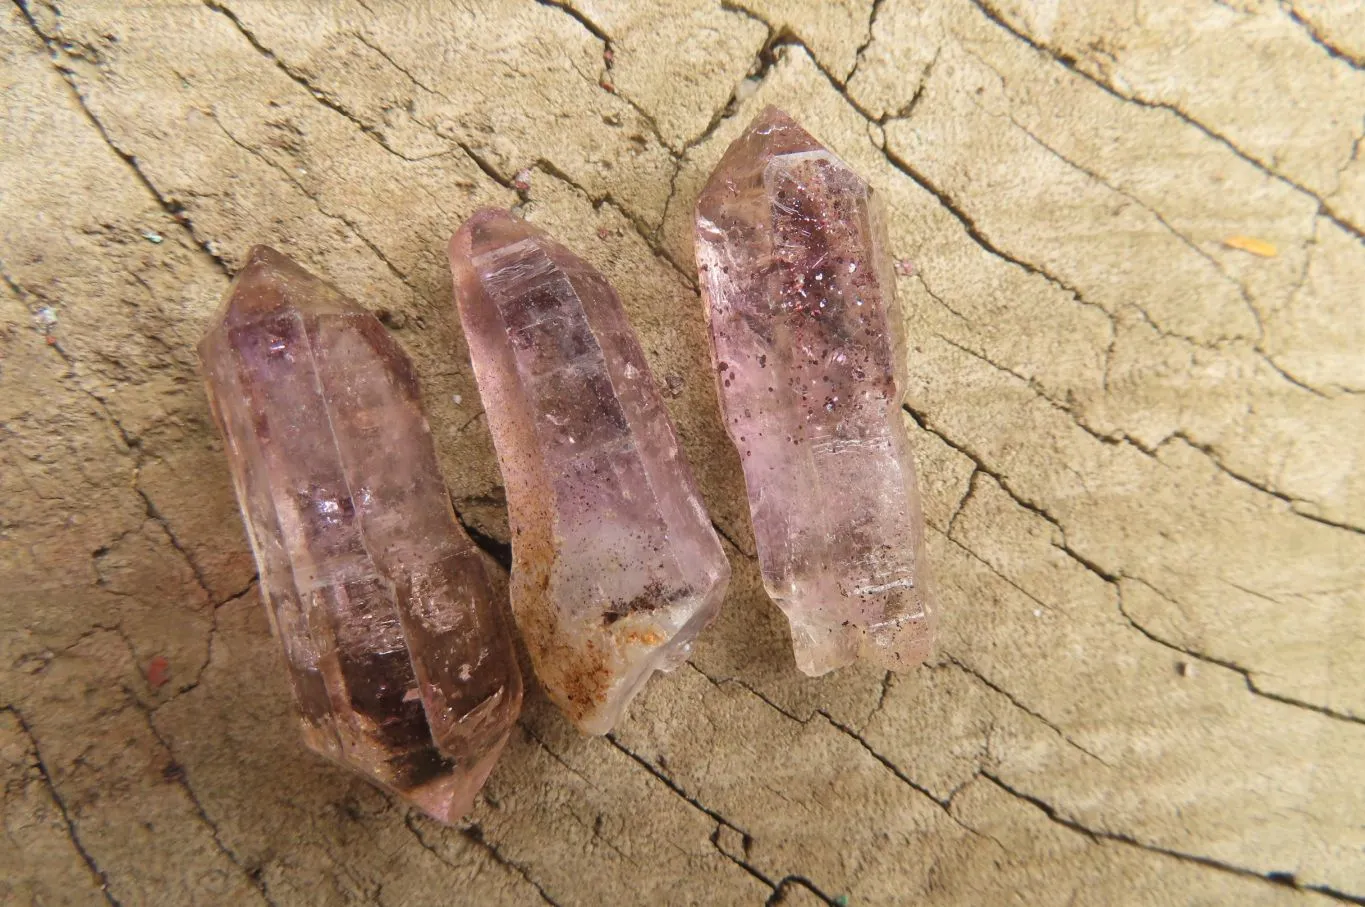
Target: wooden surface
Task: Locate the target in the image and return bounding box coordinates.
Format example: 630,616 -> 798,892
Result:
2,1 -> 1363,904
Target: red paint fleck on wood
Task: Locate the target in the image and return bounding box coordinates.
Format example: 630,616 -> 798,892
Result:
146,656 -> 171,690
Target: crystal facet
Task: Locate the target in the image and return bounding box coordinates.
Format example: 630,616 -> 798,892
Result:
449,210 -> 730,734
198,246 -> 522,822
694,107 -> 936,676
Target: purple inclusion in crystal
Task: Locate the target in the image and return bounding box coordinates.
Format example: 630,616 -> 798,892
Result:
198,246 -> 521,822
450,210 -> 730,734
694,107 -> 937,676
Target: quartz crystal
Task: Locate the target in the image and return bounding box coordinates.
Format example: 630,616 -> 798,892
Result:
198,246 -> 521,822
449,210 -> 730,734
694,107 -> 936,676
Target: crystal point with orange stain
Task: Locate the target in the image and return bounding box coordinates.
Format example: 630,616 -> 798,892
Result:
694,107 -> 937,676
449,210 -> 730,734
198,246 -> 522,823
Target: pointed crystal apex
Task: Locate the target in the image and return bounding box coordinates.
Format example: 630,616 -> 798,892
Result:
201,246 -> 360,346
697,107 -> 826,219
449,208 -> 539,263
242,243 -> 304,277
739,105 -> 822,153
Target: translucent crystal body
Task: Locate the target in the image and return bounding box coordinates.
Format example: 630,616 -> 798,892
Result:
199,246 -> 521,821
450,211 -> 730,734
694,108 -> 936,675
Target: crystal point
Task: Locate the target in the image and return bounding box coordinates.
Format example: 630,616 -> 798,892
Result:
694,107 -> 937,676
199,246 -> 522,822
450,210 -> 730,734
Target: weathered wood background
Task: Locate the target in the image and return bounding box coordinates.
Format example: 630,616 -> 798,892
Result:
2,1 -> 1362,904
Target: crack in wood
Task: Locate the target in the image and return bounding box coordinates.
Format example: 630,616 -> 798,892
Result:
604,731 -> 840,905
404,811 -> 562,906
16,1 -> 234,277
904,403 -> 1364,726
7,0 -> 1360,897
981,771 -> 1365,904
965,0 -> 1365,242
5,706 -> 123,906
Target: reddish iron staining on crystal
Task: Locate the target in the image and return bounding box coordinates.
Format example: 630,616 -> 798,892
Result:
198,247 -> 521,823
694,107 -> 937,676
449,210 -> 730,735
